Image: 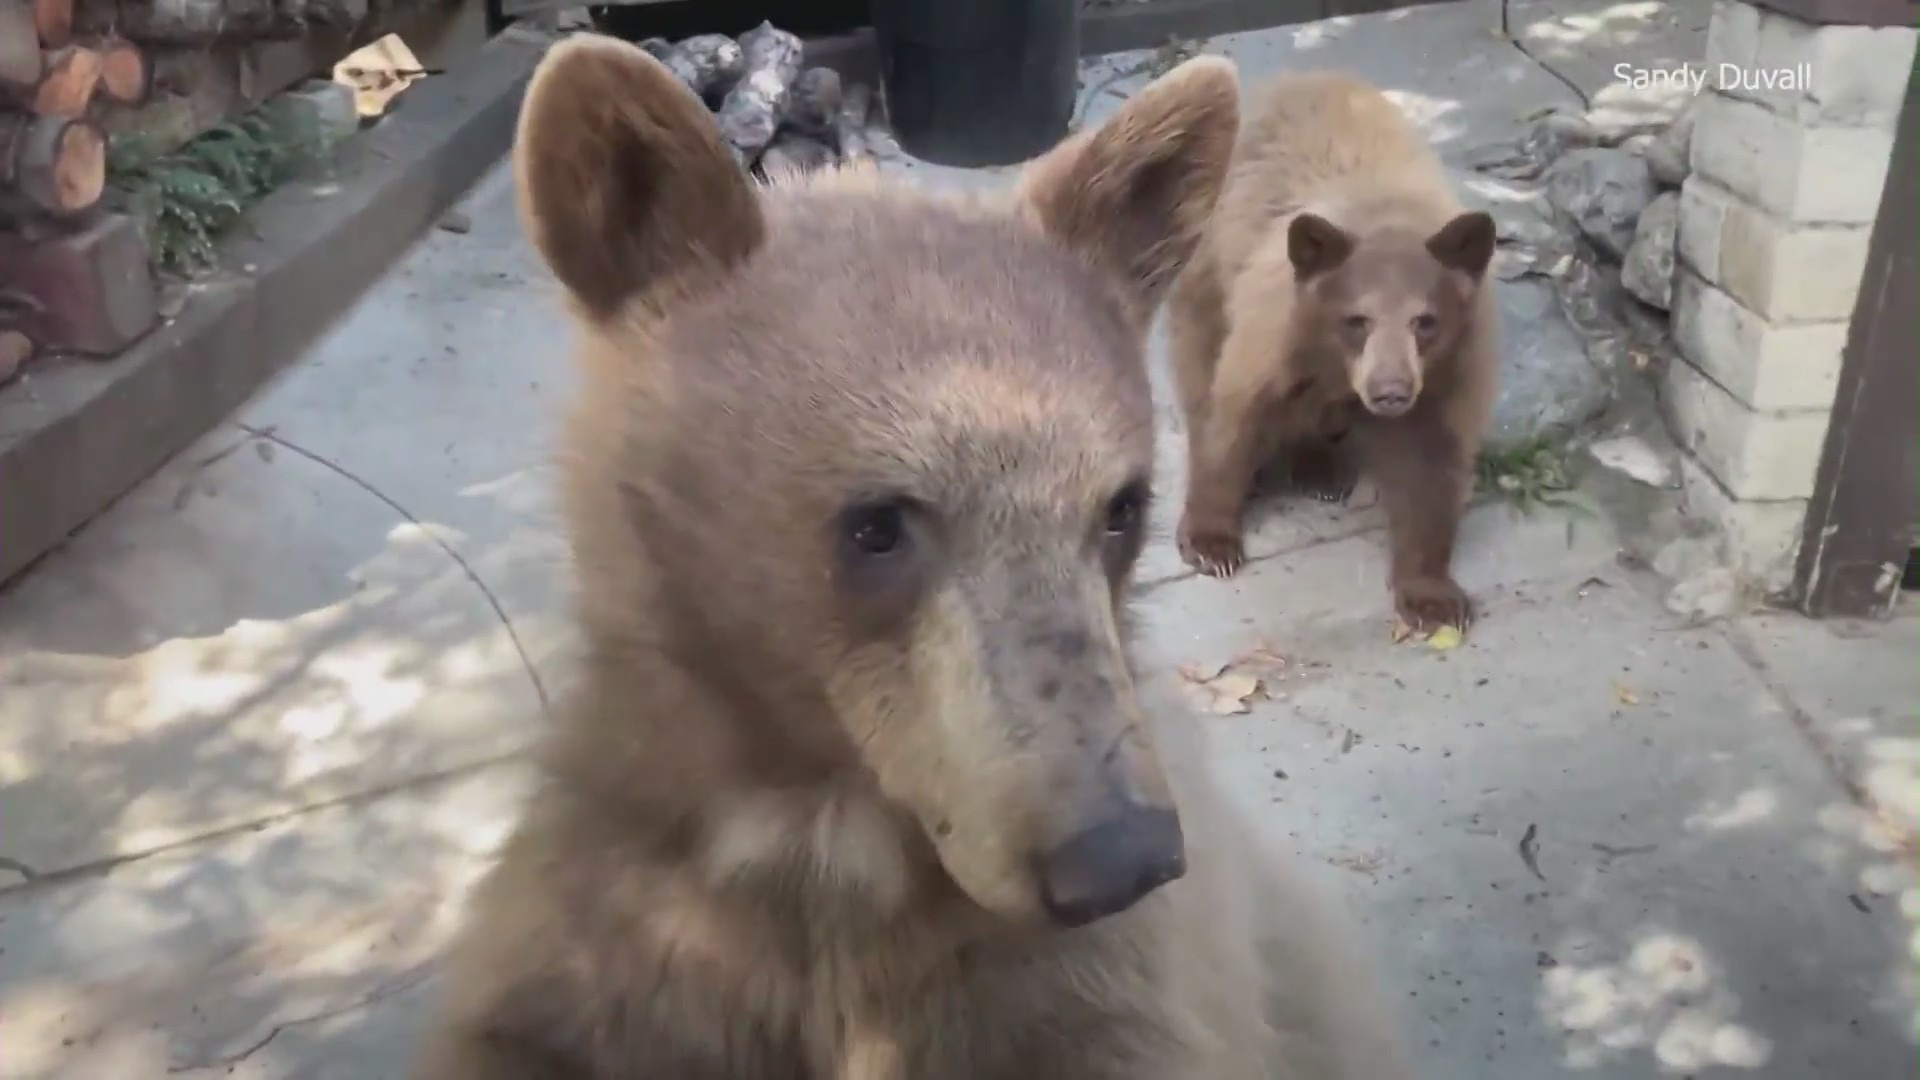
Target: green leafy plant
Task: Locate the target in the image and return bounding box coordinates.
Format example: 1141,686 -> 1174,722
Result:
107,98 -> 328,277
1477,438 -> 1583,512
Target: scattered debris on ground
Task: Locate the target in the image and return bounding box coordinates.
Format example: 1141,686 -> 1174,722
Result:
334,34 -> 435,119
1518,822 -> 1546,881
1176,638 -> 1296,714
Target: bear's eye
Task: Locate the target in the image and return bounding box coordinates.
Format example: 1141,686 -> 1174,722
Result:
1411,313 -> 1439,335
842,501 -> 908,557
1103,479 -> 1150,537
1341,314 -> 1372,335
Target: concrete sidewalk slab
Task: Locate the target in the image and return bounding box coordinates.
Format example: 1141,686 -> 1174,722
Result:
0,413 -> 546,880
1157,542 -> 1914,1077
0,762 -> 528,1080
1076,3 -> 1585,159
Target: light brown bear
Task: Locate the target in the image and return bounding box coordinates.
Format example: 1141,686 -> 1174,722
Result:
1169,70 -> 1500,631
411,36 -> 1414,1080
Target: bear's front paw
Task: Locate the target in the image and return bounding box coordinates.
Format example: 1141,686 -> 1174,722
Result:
1178,515 -> 1246,578
1393,575 -> 1473,631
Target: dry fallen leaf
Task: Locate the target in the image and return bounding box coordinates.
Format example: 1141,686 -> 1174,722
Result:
1204,672 -> 1263,714
1176,657 -> 1267,715
1177,659 -> 1229,684
1613,682 -> 1640,706
1425,625 -> 1465,651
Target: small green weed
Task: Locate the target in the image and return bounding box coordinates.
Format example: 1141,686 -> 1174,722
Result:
107,99 -> 329,277
1477,438 -> 1583,513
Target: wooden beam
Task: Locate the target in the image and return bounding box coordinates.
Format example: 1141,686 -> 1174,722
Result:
1789,59 -> 1920,618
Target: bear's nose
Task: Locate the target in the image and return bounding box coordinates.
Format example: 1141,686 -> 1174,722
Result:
1037,806 -> 1186,928
1363,379 -> 1415,416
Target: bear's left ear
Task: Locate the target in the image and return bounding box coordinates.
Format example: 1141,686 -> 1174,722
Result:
1016,55 -> 1240,315
1426,211 -> 1497,281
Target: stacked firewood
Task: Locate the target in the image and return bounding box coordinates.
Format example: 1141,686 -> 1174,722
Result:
1,0 -> 151,222
637,22 -> 890,179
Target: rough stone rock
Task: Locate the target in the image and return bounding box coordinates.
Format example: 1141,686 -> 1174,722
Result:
1664,566 -> 1743,622
1643,100 -> 1696,189
1553,255 -> 1631,340
1547,148 -> 1659,260
715,21 -> 804,157
1621,191 -> 1680,311
787,67 -> 843,137
1589,433 -> 1679,488
1464,111 -> 1598,181
660,34 -> 745,100
1523,111 -> 1600,164
834,82 -> 873,161
1485,277 -> 1610,451
758,131 -> 838,178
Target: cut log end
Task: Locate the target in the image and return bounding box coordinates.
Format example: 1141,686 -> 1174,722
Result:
95,38 -> 150,105
31,0 -> 71,48
4,114 -> 106,215
32,45 -> 103,119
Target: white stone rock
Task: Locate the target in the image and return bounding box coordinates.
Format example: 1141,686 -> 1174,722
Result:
1590,434 -> 1680,489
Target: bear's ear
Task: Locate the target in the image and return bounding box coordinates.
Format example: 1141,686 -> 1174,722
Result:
513,34 -> 765,321
1286,213 -> 1353,280
1016,55 -> 1240,314
1426,211 -> 1497,281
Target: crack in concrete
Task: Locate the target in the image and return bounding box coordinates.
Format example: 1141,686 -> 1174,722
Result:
0,747 -> 530,901
0,855 -> 41,881
1498,0 -> 1593,110
1718,620 -> 1874,810
234,423 -> 552,713
164,965 -> 436,1074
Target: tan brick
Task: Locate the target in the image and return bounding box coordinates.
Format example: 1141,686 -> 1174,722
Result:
1677,455 -> 1807,593
1706,0 -> 1916,127
1677,176 -> 1731,277
1679,176 -> 1874,322
1662,355 -> 1831,500
1671,272 -> 1849,411
1719,211 -> 1871,323
1690,92 -> 1895,223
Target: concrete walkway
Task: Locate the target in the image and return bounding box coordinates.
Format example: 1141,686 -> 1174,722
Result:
2,4 -> 1914,1078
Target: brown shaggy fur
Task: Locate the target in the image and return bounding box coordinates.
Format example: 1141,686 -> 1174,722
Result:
411,36 -> 1412,1080
1169,71 -> 1500,630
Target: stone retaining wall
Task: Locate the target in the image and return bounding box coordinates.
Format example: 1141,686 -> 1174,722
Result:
1667,0 -> 1915,590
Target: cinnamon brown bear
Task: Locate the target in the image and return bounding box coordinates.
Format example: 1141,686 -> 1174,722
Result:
1169,70 -> 1500,631
411,37 -> 1414,1080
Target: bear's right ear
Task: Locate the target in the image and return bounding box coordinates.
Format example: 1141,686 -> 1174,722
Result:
1286,213 -> 1353,281
513,35 -> 765,321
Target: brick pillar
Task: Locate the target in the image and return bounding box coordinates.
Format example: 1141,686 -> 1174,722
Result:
1666,0 -> 1916,590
